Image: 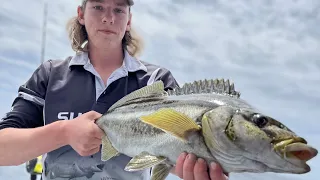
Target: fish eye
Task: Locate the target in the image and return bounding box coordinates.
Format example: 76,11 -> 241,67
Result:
252,114 -> 268,128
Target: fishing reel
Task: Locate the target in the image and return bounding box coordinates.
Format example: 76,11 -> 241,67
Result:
25,156 -> 43,180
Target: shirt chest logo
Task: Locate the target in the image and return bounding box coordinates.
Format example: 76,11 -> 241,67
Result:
57,112 -> 83,120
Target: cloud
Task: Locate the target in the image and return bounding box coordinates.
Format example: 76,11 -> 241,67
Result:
133,0 -> 320,137
0,0 -> 319,180
0,164 -> 29,180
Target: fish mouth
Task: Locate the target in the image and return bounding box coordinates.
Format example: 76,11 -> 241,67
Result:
272,137 -> 318,172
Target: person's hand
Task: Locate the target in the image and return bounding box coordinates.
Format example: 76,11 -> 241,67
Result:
171,152 -> 229,180
62,111 -> 104,156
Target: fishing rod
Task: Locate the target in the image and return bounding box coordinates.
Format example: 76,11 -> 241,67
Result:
40,0 -> 48,64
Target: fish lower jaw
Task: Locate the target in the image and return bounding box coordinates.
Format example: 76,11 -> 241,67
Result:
274,142 -> 317,174
277,143 -> 317,160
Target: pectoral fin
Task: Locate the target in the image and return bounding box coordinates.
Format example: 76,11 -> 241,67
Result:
140,108 -> 201,141
151,164 -> 171,180
101,135 -> 119,161
125,152 -> 167,172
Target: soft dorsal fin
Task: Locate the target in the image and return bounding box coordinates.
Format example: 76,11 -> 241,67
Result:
167,78 -> 240,98
108,81 -> 166,112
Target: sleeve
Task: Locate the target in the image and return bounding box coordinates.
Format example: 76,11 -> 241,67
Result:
149,67 -> 180,91
0,61 -> 51,130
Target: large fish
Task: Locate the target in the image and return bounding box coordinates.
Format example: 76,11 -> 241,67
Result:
95,79 -> 318,180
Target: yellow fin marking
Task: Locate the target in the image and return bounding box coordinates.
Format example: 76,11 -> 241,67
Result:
140,108 -> 201,141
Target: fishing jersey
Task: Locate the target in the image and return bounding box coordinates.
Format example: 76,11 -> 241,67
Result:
0,50 -> 179,180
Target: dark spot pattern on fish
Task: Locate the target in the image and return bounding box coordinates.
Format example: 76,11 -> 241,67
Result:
116,96 -> 170,109
114,98 -> 218,114
104,118 -> 166,137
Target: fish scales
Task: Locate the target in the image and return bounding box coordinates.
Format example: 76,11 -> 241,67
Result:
98,98 -> 217,163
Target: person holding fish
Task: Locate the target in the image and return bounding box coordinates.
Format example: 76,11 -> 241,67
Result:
0,0 -> 228,179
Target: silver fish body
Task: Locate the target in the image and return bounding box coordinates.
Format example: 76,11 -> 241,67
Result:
98,95 -> 218,164
95,79 -> 318,180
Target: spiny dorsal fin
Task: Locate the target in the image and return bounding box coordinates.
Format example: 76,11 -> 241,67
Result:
167,78 -> 240,98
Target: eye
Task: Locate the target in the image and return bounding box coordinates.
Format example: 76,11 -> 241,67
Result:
93,6 -> 103,10
114,8 -> 124,13
252,114 -> 268,128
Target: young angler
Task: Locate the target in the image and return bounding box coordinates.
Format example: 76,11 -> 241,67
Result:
0,0 -> 228,179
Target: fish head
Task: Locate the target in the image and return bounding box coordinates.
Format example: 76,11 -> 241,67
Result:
202,106 -> 318,174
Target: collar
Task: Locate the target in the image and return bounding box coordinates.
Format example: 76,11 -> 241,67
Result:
68,50 -> 147,73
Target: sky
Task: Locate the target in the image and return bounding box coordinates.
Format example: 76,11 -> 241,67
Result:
0,0 -> 319,179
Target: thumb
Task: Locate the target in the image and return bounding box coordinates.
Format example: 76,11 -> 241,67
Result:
86,111 -> 102,121
209,162 -> 228,180
92,124 -> 105,139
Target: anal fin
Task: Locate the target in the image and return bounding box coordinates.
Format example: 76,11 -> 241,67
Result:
101,135 -> 120,161
151,164 -> 171,180
124,152 -> 167,172
140,108 -> 201,142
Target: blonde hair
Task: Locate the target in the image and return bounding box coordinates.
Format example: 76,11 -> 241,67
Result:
66,2 -> 144,57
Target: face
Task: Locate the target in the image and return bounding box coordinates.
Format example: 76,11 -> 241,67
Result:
77,0 -> 132,49
201,106 -> 318,174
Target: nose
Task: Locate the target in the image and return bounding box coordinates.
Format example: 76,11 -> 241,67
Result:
102,8 -> 114,24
